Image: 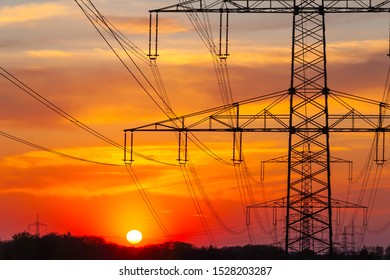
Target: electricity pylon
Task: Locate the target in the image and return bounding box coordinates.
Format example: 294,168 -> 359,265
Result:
124,0 -> 390,255
28,214 -> 47,238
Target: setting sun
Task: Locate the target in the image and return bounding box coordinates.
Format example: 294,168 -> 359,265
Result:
126,230 -> 143,245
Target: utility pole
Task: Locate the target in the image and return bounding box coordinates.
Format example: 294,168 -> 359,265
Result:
124,0 -> 390,255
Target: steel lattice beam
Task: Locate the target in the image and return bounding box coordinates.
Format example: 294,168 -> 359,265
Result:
149,0 -> 390,13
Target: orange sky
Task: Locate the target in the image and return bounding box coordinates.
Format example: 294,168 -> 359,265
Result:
0,0 -> 390,249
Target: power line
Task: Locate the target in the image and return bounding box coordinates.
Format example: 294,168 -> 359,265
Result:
125,165 -> 173,242
151,4 -> 254,238
0,67 -> 176,166
75,0 -> 173,120
179,1 -> 278,244
76,0 -> 236,165
357,59 -> 390,244
0,130 -> 121,167
78,1 -> 390,249
180,164 -> 217,246
188,160 -> 248,236
77,0 -> 150,65
179,1 -> 264,237
76,0 -> 235,243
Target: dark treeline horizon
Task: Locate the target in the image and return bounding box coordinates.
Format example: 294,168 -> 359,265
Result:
1,231 -> 389,260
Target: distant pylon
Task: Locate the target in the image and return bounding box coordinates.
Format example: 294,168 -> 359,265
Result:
336,219 -> 359,254
28,214 -> 47,237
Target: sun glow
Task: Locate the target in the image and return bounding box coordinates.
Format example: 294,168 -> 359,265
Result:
126,229 -> 143,245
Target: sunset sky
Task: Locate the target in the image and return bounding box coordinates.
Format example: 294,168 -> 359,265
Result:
1,0 -> 390,249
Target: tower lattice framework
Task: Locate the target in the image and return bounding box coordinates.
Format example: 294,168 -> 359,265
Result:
287,0 -> 331,254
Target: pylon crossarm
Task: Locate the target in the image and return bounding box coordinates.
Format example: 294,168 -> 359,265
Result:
329,115 -> 390,131
125,90 -> 288,132
328,93 -> 390,129
125,111 -> 390,133
247,195 -> 367,213
150,0 -> 295,13
325,0 -> 390,11
125,108 -> 290,133
149,0 -> 390,13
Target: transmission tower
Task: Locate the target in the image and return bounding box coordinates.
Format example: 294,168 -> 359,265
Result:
28,214 -> 47,238
335,220 -> 362,254
124,0 -> 390,255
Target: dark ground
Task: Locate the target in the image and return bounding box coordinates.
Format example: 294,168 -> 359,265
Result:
1,232 -> 389,260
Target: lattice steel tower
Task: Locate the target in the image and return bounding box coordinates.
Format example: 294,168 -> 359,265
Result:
125,0 -> 390,255
286,0 -> 332,254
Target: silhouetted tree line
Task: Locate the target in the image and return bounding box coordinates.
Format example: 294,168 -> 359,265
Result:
0,232 -> 389,260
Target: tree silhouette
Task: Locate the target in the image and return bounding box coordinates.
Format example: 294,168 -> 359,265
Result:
0,231 -> 388,260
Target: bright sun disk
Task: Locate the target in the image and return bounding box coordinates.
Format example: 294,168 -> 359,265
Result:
126,229 -> 143,245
